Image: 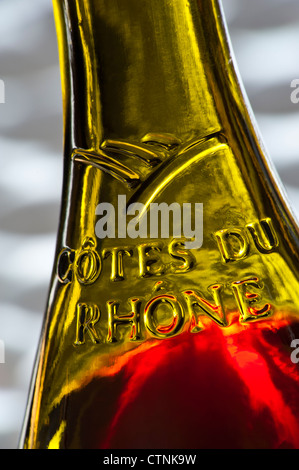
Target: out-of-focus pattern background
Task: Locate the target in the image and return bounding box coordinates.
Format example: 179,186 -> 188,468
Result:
0,0 -> 299,449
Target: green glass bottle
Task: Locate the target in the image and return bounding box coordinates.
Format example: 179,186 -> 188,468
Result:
20,0 -> 299,449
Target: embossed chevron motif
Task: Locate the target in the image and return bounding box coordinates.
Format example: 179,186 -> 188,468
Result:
72,133 -> 181,188
19,0 -> 299,451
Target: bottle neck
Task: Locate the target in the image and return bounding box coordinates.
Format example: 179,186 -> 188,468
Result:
53,0 -> 227,152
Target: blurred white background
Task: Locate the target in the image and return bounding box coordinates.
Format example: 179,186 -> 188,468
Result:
0,0 -> 299,449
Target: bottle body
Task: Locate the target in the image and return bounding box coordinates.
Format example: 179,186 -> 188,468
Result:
20,0 -> 299,449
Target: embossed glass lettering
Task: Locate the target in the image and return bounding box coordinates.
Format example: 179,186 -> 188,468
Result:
144,294 -> 185,339
138,242 -> 165,278
246,218 -> 279,253
231,277 -> 272,322
74,303 -> 101,345
107,298 -> 142,343
184,285 -> 226,332
215,228 -> 250,263
103,247 -> 133,282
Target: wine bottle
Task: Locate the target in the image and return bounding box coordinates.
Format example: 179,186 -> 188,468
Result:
20,0 -> 299,449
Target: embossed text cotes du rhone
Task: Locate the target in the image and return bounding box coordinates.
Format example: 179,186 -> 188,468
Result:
56,217 -> 278,346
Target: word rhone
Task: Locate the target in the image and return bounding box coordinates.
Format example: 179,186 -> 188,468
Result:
20,0 -> 299,450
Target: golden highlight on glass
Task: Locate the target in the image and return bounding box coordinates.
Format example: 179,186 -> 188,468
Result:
20,0 -> 299,449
